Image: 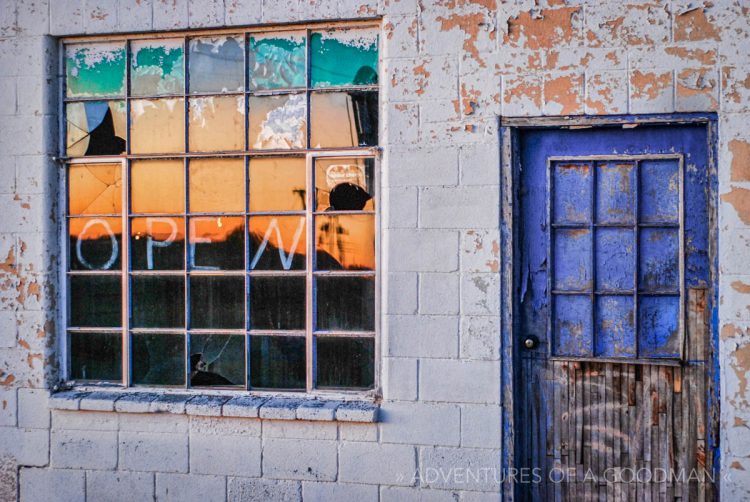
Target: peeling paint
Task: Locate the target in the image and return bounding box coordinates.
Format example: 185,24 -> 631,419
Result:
630,70 -> 672,100
722,187 -> 750,225
729,139 -> 750,182
675,7 -> 721,42
503,7 -> 580,50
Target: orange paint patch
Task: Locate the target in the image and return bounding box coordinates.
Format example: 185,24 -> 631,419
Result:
504,7 -> 580,50
630,70 -> 672,100
503,76 -> 542,108
665,46 -> 717,66
731,280 -> 750,295
544,74 -> 583,115
729,139 -> 750,182
436,12 -> 493,68
731,343 -> 750,403
722,187 -> 750,225
675,8 -> 720,42
722,324 -> 739,341
731,461 -> 746,470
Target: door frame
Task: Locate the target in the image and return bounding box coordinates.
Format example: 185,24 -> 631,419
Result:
498,113 -> 720,501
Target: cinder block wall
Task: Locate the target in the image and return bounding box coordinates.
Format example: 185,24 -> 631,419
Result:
0,0 -> 748,500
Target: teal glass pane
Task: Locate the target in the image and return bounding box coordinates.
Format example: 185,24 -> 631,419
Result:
248,32 -> 306,90
311,29 -> 378,88
66,42 -> 126,98
131,39 -> 185,96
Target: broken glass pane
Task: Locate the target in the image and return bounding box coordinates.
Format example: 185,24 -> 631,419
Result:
250,335 -> 306,389
69,217 -> 122,271
69,331 -> 122,382
70,274 -> 122,327
248,94 -> 307,150
190,334 -> 245,387
132,332 -> 185,386
248,32 -> 306,90
189,96 -> 245,152
189,275 -> 245,329
189,158 -> 245,213
131,217 -> 185,271
249,216 -> 306,270
131,275 -> 185,328
248,157 -> 306,212
316,336 -> 374,389
311,29 -> 378,88
130,98 -> 185,154
315,157 -> 375,211
315,215 -> 375,271
189,217 -> 245,271
68,163 -> 122,215
189,35 -> 244,93
66,101 -> 126,157
316,276 -> 374,331
310,91 -> 378,148
131,160 -> 185,214
250,276 -> 305,330
131,39 -> 185,96
66,42 -> 126,98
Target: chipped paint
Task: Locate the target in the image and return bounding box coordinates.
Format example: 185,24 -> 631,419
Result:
729,139 -> 750,182
630,70 -> 672,100
543,73 -> 582,115
675,7 -> 721,42
722,187 -> 750,225
503,7 -> 580,50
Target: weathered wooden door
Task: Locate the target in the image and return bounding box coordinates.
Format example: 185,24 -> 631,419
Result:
515,122 -> 717,501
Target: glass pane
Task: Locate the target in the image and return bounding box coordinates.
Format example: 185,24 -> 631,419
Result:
132,332 -> 185,386
189,275 -> 245,329
250,276 -> 305,330
70,275 -> 121,327
248,32 -> 306,90
639,228 -> 679,292
315,157 -> 375,211
310,91 -> 378,148
248,94 -> 306,150
316,276 -> 374,331
596,162 -> 635,224
130,98 -> 185,154
189,216 -> 245,271
131,39 -> 185,96
311,29 -> 378,88
131,275 -> 185,328
639,295 -> 681,358
640,159 -> 680,223
69,217 -> 122,271
553,162 -> 592,224
66,101 -> 126,157
189,35 -> 244,93
316,215 -> 375,271
248,157 -> 306,212
188,96 -> 245,152
66,42 -> 126,97
250,335 -> 305,389
553,294 -> 593,357
553,228 -> 592,291
131,160 -> 185,214
190,334 -> 245,387
189,158 -> 245,213
68,163 -> 122,215
595,296 -> 636,358
249,216 -> 306,271
595,228 -> 634,291
316,337 -> 374,389
69,331 -> 122,381
131,217 -> 185,271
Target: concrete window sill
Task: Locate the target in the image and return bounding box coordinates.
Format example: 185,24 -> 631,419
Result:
48,390 -> 379,423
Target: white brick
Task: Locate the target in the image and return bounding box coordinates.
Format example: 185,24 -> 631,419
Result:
420,186 -> 499,229
185,395 -> 230,416
387,315 -> 458,358
189,0 -> 225,27
83,0 -> 118,33
0,427 -> 48,466
303,482 -> 379,502
461,229 -> 500,274
119,432 -> 188,473
50,0 -> 84,35
460,316 -> 500,361
295,401 -> 340,422
17,387 -> 48,428
383,357 -> 418,401
419,273 -> 460,315
86,470 -> 154,502
380,402 -> 460,446
222,395 -> 267,418
335,402 -> 378,422
114,392 -> 158,413
384,186 -> 418,229
190,433 -> 261,476
263,419 -> 337,440
461,404 -> 502,448
19,468 -> 85,502
387,147 -> 459,187
339,422 -> 378,442
119,412 -> 189,434
380,486 -> 458,502
156,473 -> 226,502
420,359 -> 500,404
461,274 -> 500,316
339,442 -> 416,486
79,391 -> 120,412
262,438 -> 337,481
51,429 -> 116,469
0,389 -> 16,426
153,0 -> 188,30
51,410 -> 117,431
259,398 -> 299,420
117,0 -> 153,31
387,229 -> 459,272
419,446 -> 501,492
460,144 -> 500,186
386,272 -> 418,315
261,0 -> 300,23
189,415 -> 261,436
227,478 -> 300,502
225,0 -> 262,26
149,394 -> 191,414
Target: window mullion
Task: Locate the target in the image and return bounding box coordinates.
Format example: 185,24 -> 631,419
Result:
305,152 -> 315,393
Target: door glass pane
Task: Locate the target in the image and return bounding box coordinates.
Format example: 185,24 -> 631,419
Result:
69,217 -> 122,271
131,217 -> 185,271
316,276 -> 374,331
69,331 -> 122,381
190,334 -> 245,387
132,332 -> 185,386
553,294 -> 592,357
595,228 -> 634,292
553,228 -> 592,291
131,39 -> 185,96
68,163 -> 122,215
66,101 -> 126,157
70,275 -> 122,327
249,276 -> 305,330
66,42 -> 126,98
248,157 -> 306,212
640,159 -> 679,223
131,275 -> 185,328
189,216 -> 245,271
315,215 -> 375,271
311,29 -> 378,88
189,275 -> 245,329
315,157 -> 375,211
249,335 -> 305,389
639,228 -> 679,292
189,96 -> 245,152
248,32 -> 306,90
595,296 -> 636,357
316,336 -> 374,389
553,162 -> 592,224
189,35 -> 244,93
310,91 -> 378,148
189,158 -> 245,213
130,98 -> 185,154
131,160 -> 185,214
639,295 -> 681,358
249,216 -> 306,270
248,94 -> 306,150
596,162 -> 635,224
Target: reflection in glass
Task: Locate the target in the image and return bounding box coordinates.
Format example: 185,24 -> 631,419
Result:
131,275 -> 185,328
189,35 -> 244,93
189,96 -> 245,152
248,94 -> 306,150
189,275 -> 245,329
190,334 -> 245,387
131,217 -> 185,270
311,29 -> 378,88
249,216 -> 306,270
315,157 -> 375,211
130,98 -> 185,154
248,32 -> 306,90
66,42 -> 126,97
250,276 -> 305,330
131,39 -> 185,96
310,91 -> 378,148
131,160 -> 185,214
69,217 -> 122,271
189,158 -> 245,213
70,275 -> 121,327
132,332 -> 185,386
69,331 -> 122,381
250,336 -> 305,389
316,337 -> 374,389
68,163 -> 122,215
189,217 -> 245,270
316,215 -> 375,270
316,276 -> 374,331
66,101 -> 127,157
248,157 -> 306,212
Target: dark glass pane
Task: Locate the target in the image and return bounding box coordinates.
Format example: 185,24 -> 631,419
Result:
66,42 -> 126,98
640,159 -> 679,223
69,217 -> 122,271
553,162 -> 592,224
131,160 -> 185,214
310,91 -> 378,148
250,276 -> 305,330
68,163 -> 122,215
69,331 -> 122,381
130,98 -> 186,154
315,215 -> 375,271
316,276 -> 374,331
189,275 -> 245,329
315,157 -> 375,211
639,228 -> 679,292
248,32 -> 306,90
639,295 -> 681,358
248,94 -> 306,150
70,275 -> 121,328
250,335 -> 305,389
316,336 -> 374,389
189,158 -> 245,213
596,162 -> 635,224
189,35 -> 244,93
248,157 -> 306,212
189,217 -> 245,271
131,275 -> 185,328
188,96 -> 245,152
190,334 -> 245,388
132,332 -> 185,386
553,294 -> 593,357
249,216 -> 306,271
131,217 -> 185,271
66,101 -> 126,157
311,29 -> 378,88
553,228 -> 592,292
595,296 -> 636,358
131,39 -> 185,96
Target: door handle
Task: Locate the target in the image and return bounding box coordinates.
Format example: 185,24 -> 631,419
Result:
523,336 -> 538,350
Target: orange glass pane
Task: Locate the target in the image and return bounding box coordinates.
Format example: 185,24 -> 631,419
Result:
189,96 -> 245,152
249,215 -> 306,270
248,157 -> 306,212
315,157 -> 375,211
68,163 -> 122,215
189,158 -> 245,213
130,98 -> 185,154
310,91 -> 378,148
131,160 -> 185,214
316,214 -> 374,271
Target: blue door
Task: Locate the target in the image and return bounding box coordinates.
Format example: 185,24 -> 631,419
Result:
515,121 -> 716,501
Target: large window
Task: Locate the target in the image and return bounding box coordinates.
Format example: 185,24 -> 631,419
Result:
63,25 -> 379,393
